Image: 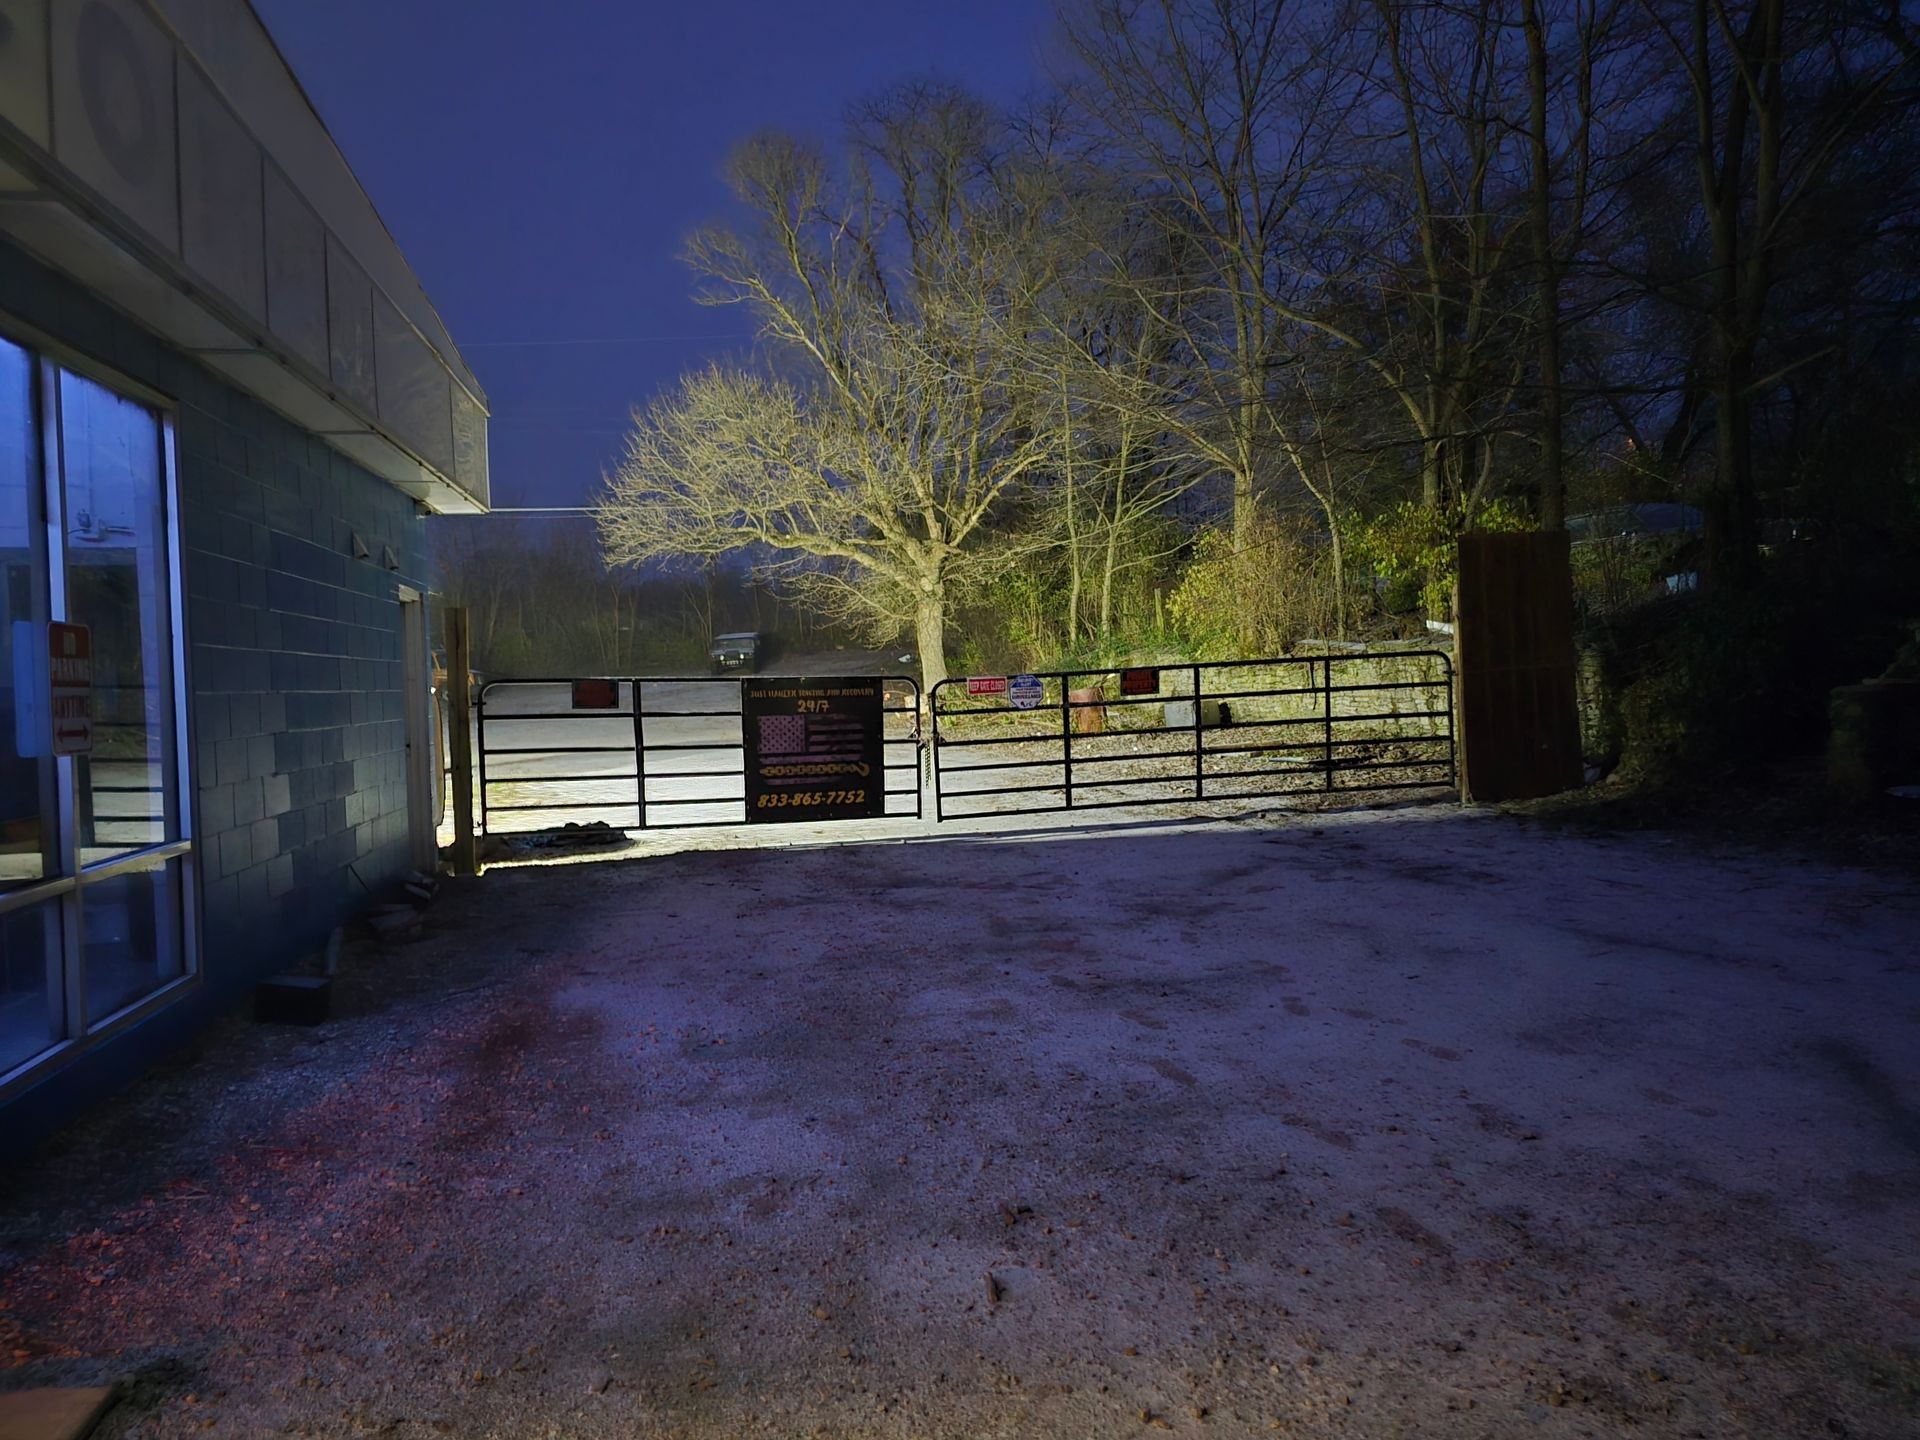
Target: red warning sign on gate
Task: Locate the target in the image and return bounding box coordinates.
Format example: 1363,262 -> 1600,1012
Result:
49,621 -> 92,757
571,678 -> 619,710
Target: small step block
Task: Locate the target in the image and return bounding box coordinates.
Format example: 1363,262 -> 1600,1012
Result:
254,973 -> 331,1026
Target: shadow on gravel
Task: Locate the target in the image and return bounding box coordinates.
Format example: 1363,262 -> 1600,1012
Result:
1804,1037 -> 1920,1157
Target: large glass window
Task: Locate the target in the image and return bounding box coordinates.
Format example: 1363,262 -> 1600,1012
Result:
0,901 -> 62,1075
0,335 -> 61,1075
82,856 -> 184,1022
0,332 -> 194,1087
61,372 -> 179,859
0,337 -> 53,891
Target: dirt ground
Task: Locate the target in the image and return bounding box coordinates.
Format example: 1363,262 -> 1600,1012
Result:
2,807 -> 1916,1438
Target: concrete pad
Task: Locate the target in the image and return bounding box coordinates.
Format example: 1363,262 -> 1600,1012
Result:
0,1386 -> 116,1440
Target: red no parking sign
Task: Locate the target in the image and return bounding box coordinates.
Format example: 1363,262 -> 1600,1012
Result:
49,621 -> 92,757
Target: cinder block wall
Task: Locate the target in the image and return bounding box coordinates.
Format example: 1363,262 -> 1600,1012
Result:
0,238 -> 430,1142
175,364 -> 427,962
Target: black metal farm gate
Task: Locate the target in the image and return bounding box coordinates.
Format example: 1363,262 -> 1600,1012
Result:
474,675 -> 923,835
468,651 -> 1456,837
929,652 -> 1456,821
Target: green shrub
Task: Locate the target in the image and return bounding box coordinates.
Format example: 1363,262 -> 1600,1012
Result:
1579,548 -> 1919,781
1570,535 -> 1677,615
1167,514 -> 1341,659
1349,499 -> 1533,617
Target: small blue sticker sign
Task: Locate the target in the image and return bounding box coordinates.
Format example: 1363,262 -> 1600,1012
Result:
1007,673 -> 1044,711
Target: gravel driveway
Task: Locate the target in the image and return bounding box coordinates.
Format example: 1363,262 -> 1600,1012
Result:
2,808 -> 1915,1437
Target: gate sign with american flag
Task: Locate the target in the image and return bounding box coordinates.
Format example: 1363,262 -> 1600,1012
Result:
742,677 -> 886,824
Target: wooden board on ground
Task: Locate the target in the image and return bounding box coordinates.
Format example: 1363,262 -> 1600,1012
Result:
0,1386 -> 117,1440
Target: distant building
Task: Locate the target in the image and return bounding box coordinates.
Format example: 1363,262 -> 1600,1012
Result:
0,0 -> 488,1145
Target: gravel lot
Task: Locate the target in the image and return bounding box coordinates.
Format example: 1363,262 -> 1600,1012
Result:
2,807 -> 1916,1437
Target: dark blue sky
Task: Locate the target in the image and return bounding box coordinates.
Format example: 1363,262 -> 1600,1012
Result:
253,0 -> 1058,510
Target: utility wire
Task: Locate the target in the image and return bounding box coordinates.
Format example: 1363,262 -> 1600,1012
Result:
461,333 -> 750,349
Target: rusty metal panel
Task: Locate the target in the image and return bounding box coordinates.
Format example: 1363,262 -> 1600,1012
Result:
1455,530 -> 1582,802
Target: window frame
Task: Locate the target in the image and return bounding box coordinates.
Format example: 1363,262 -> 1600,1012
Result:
0,317 -> 200,1102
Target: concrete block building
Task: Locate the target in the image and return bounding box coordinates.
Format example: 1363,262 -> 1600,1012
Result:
0,0 -> 487,1145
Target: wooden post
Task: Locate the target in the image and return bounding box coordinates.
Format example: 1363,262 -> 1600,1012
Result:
444,606 -> 478,874
1454,530 -> 1583,802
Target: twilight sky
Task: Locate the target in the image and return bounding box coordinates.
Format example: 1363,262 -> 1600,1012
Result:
252,0 -> 1059,511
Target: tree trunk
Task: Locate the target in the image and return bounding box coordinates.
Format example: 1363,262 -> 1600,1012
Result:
1233,348 -> 1261,553
914,595 -> 949,691
1421,437 -> 1447,620
1707,339 -> 1760,586
1232,468 -> 1257,554
1692,0 -> 1777,591
1329,521 -> 1348,640
1102,426 -> 1130,636
1065,511 -> 1082,647
1099,522 -> 1119,638
1063,383 -> 1082,644
1233,449 -> 1258,651
1523,0 -> 1565,530
1704,165 -> 1759,587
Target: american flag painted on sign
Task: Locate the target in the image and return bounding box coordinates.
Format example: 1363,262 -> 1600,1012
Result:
757,714 -> 808,756
758,712 -> 871,780
742,681 -> 886,821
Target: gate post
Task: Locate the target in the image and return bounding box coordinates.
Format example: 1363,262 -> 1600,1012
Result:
632,679 -> 647,831
1454,530 -> 1583,801
1190,664 -> 1204,800
1322,657 -> 1335,792
444,606 -> 478,874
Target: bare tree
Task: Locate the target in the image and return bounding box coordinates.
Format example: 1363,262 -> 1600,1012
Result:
598,93 -> 1059,687
1059,0 -> 1537,634
1348,0 -> 1537,524
434,517 -> 527,659
1524,0 -> 1569,528
1634,0 -> 1916,580
1002,169 -> 1211,644
1519,0 -> 1642,530
1059,0 -> 1371,553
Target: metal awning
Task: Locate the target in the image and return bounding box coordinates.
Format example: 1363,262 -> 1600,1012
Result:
0,0 -> 489,514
